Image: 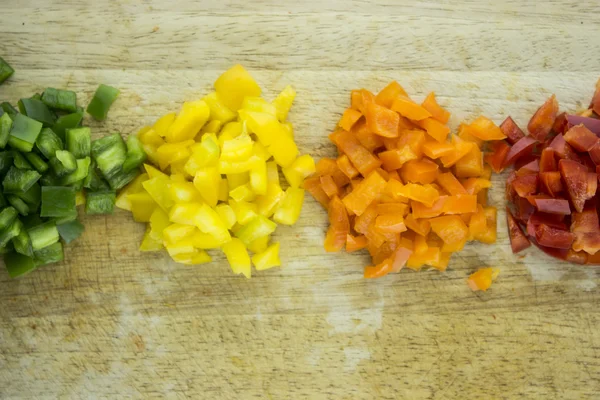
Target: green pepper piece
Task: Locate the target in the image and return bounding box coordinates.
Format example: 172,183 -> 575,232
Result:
85,190 -> 116,215
91,133 -> 126,179
57,219 -> 84,244
21,213 -> 44,229
0,218 -> 22,248
8,113 -> 43,152
27,221 -> 59,250
0,57 -> 14,85
2,166 -> 41,194
15,182 -> 41,212
52,208 -> 78,225
0,151 -> 14,176
83,162 -> 109,191
59,157 -> 90,186
0,113 -> 13,148
12,150 -> 32,169
12,220 -> 33,258
39,172 -> 60,187
86,84 -> 119,121
36,127 -> 63,159
33,241 -> 63,266
0,192 -> 7,208
106,168 -> 138,190
66,127 -> 91,158
0,207 -> 18,231
122,135 -> 146,173
69,179 -> 84,192
40,186 -> 76,218
49,150 -> 77,177
6,195 -> 29,216
4,252 -> 37,278
24,152 -> 48,173
1,103 -> 18,117
17,98 -> 55,127
41,88 -> 77,113
52,111 -> 83,141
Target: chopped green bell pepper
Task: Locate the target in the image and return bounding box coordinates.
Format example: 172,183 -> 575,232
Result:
57,219 -> 84,244
0,113 -> 12,148
106,168 -> 138,190
0,57 -> 14,85
0,151 -> 14,176
40,186 -> 76,218
0,207 -> 18,231
27,221 -> 59,250
122,135 -> 146,173
52,111 -> 83,140
12,150 -> 32,169
12,220 -> 33,258
85,190 -> 116,215
36,127 -> 63,159
86,84 -> 119,120
6,195 -> 29,216
15,182 -> 41,212
41,88 -> 77,113
0,218 -> 22,247
8,113 -> 43,152
2,166 -> 41,193
49,150 -> 76,177
1,103 -> 17,117
4,252 -> 37,278
33,241 -> 64,266
66,127 -> 91,158
24,152 -> 48,173
91,133 -> 126,179
18,98 -> 55,127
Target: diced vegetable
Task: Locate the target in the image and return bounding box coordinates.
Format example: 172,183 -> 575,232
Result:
49,150 -> 77,177
2,166 -> 41,193
86,84 -> 120,120
4,252 -> 37,278
52,111 -> 83,140
467,267 -> 499,291
18,98 -> 55,127
0,56 -> 14,84
0,113 -> 13,148
41,88 -> 78,113
85,190 -> 116,215
66,127 -> 91,158
91,133 -> 126,179
8,113 -> 43,152
57,219 -> 84,244
27,221 -> 59,250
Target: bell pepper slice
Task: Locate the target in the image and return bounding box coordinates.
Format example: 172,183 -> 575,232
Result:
86,84 -> 119,121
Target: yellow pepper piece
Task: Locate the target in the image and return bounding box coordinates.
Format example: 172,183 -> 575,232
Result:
253,142 -> 271,161
252,242 -> 281,270
248,235 -> 270,254
193,167 -> 220,207
221,134 -> 253,162
166,239 -> 195,257
140,228 -> 164,252
227,172 -> 249,190
229,199 -> 258,225
191,231 -> 229,249
273,187 -> 305,225
171,250 -> 212,265
214,64 -> 261,111
218,178 -> 229,202
116,172 -> 149,210
229,183 -> 255,202
222,238 -> 252,278
282,154 -> 316,188
250,160 -> 267,196
166,100 -> 210,143
195,204 -> 231,243
144,163 -> 168,179
241,96 -> 277,116
218,122 -> 244,147
238,110 -> 281,146
149,208 -> 170,241
142,176 -> 174,211
163,224 -> 196,245
169,202 -> 202,226
127,192 -> 156,222
215,204 -> 236,229
235,215 -> 277,246
142,143 -> 160,165
75,191 -> 86,206
153,112 -> 176,137
218,155 -> 262,174
281,122 -> 294,139
255,183 -> 284,218
169,181 -> 202,203
156,140 -> 194,170
272,85 -> 296,122
184,137 -> 220,175
202,92 -> 236,123
138,128 -> 165,147
199,120 -> 222,136
268,135 -> 298,168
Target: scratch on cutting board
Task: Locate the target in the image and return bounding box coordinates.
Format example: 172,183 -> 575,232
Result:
343,347 -> 371,372
525,263 -> 568,282
576,270 -> 598,292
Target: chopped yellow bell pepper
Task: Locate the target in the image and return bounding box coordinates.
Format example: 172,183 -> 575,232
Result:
241,96 -> 277,116
166,100 -> 210,143
171,250 -> 212,265
193,167 -> 220,207
140,228 -> 164,252
229,183 -> 255,202
218,155 -> 262,174
199,120 -> 222,136
116,172 -> 149,210
163,224 -> 196,245
272,85 -> 296,122
282,154 -> 315,188
138,128 -> 165,147
195,204 -> 231,243
142,143 -> 160,165
253,142 -> 271,161
127,192 -> 156,222
149,208 -> 170,241
229,199 -> 258,225
249,159 -> 267,196
166,239 -> 195,257
273,187 -> 304,225
235,215 -> 277,246
156,140 -> 194,170
238,110 -> 281,146
214,64 -> 261,111
184,137 -> 220,176
268,135 -> 298,168
221,134 -> 253,162
222,238 -> 252,278
218,178 -> 229,202
153,113 -> 176,137
227,172 -> 249,190
281,122 -> 294,139
248,235 -> 270,253
142,176 -> 174,211
169,202 -> 202,226
191,231 -> 229,249
202,92 -> 236,123
169,181 -> 202,203
144,163 -> 168,179
252,242 -> 281,270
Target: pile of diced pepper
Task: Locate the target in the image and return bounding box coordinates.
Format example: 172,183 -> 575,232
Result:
306,82 -> 504,278
117,65 -> 315,278
0,82 -> 145,278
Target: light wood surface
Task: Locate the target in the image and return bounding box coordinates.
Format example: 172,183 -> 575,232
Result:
2,1 -> 600,398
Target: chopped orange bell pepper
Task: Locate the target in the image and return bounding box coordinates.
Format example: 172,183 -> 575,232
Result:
467,267 -> 500,291
336,154 -> 359,179
351,89 -> 375,115
465,116 -> 506,141
484,140 -> 510,173
396,183 -> 440,207
461,178 -> 492,195
366,102 -> 400,138
429,215 -> 469,248
411,196 -> 448,219
376,203 -> 409,216
375,81 -> 409,108
379,147 -> 418,171
436,172 -> 468,195
415,117 -> 451,143
329,129 -> 381,177
339,108 -> 363,132
422,140 -> 455,159
440,135 -> 474,168
407,247 -> 440,270
391,96 -> 432,121
351,119 -> 384,152
405,214 -> 431,236
342,170 -> 387,216
304,176 -> 329,208
442,194 -> 477,215
457,123 -> 484,148
454,145 -> 483,178
468,204 -> 487,240
400,159 -> 439,184
375,214 -> 407,233
320,175 -> 339,198
474,207 -> 497,244
346,234 -> 368,252
316,158 -> 350,188
421,92 -> 450,124
324,196 -> 349,252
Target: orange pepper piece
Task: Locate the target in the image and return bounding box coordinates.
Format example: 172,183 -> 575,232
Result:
320,175 -> 339,198
421,92 -> 450,124
396,183 -> 440,207
413,234 -> 428,254
400,159 -> 439,184
387,169 -> 401,182
467,267 -> 500,291
375,167 -> 390,181
474,207 -> 497,244
339,108 -> 363,132
377,203 -> 409,216
364,246 -> 412,278
397,129 -> 426,158
342,170 -> 387,216
454,145 -> 483,178
442,194 -> 477,215
375,81 -> 409,108
366,102 -> 400,138
316,157 -> 350,188
436,172 -> 467,195
407,247 -> 440,270
354,203 -> 378,235
379,147 -> 418,171
440,135 -> 474,168
391,96 -> 432,121
415,117 -> 451,143
468,204 -> 487,240
329,130 -> 381,177
351,119 -> 384,152
465,116 -> 506,141
405,214 -> 431,236
383,180 -> 409,203
457,123 -> 484,148
441,237 -> 467,253
324,196 -> 349,252
351,89 -> 375,115
422,140 -> 455,159
484,140 -> 510,173
336,154 -> 359,179
375,214 -> 407,233
304,176 -> 329,208
346,234 -> 368,252
432,252 -> 452,271
429,215 -> 469,247
461,178 -> 492,195
411,196 -> 448,219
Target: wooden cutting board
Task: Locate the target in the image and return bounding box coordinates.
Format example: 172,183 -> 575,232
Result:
2,1 -> 600,398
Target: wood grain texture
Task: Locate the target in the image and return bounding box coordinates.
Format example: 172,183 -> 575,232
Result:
1,1 -> 600,398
